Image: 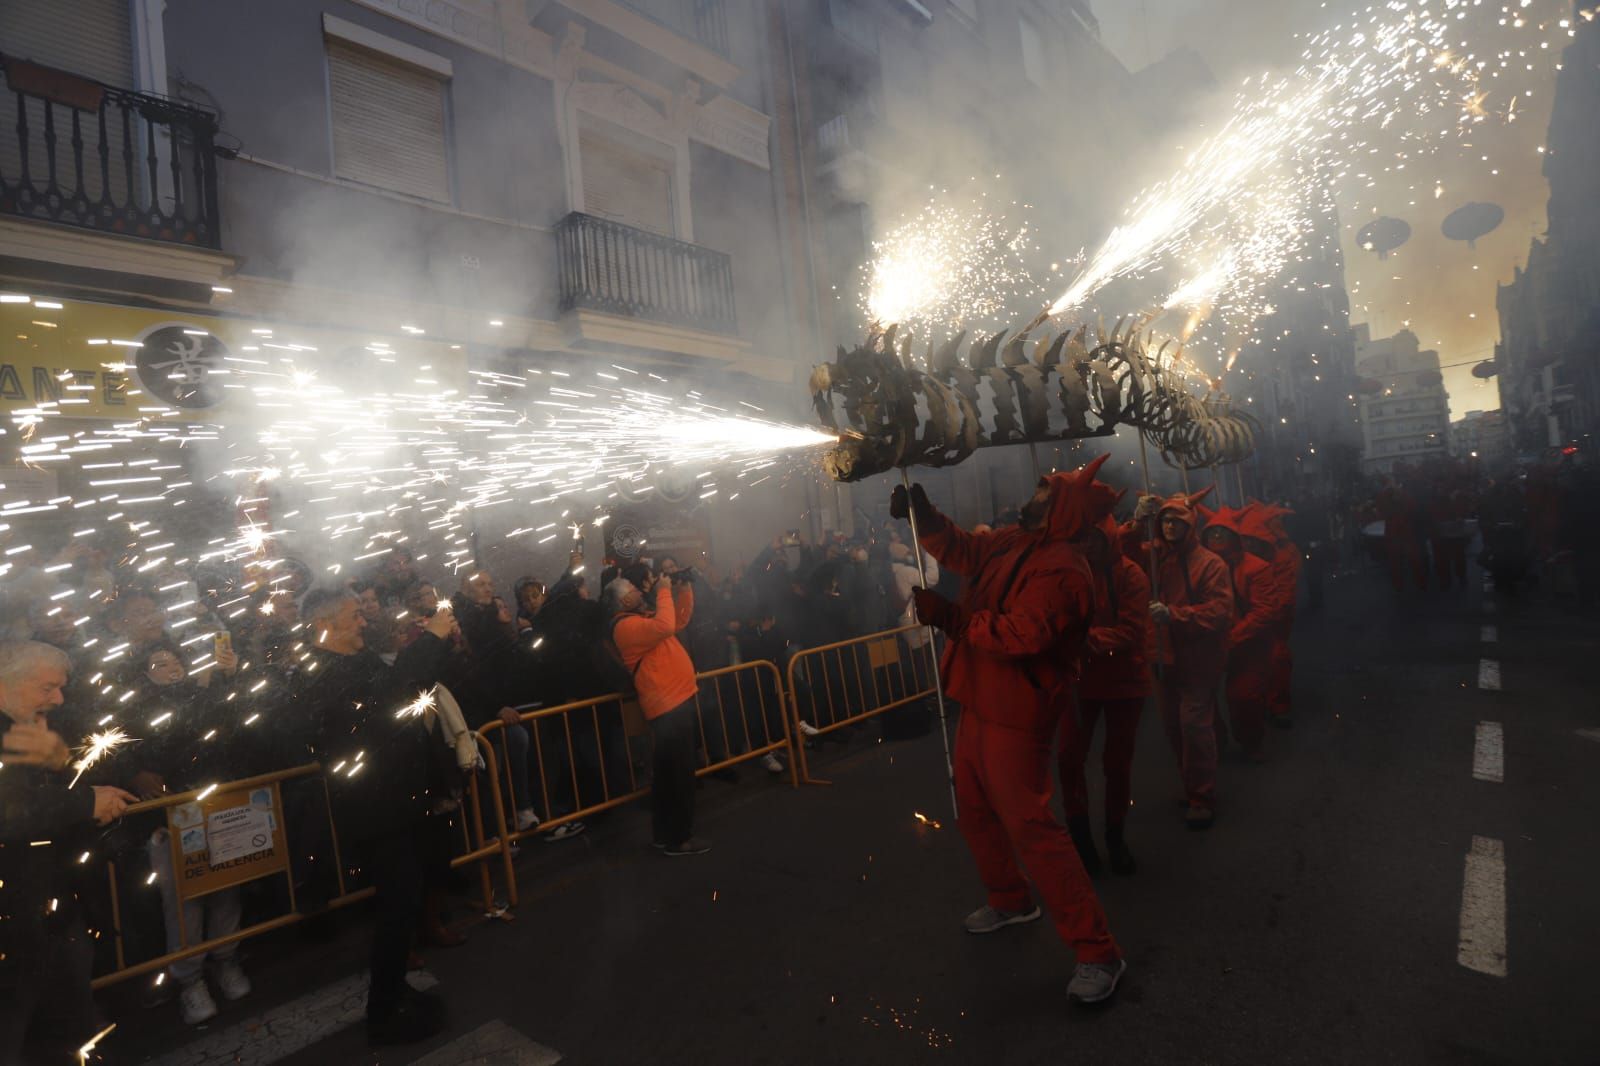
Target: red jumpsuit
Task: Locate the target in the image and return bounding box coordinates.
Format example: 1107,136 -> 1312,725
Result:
1205,508 -> 1276,759
1376,485 -> 1426,592
921,457 -> 1121,964
1058,514 -> 1153,829
1243,505 -> 1300,722
1141,495 -> 1234,812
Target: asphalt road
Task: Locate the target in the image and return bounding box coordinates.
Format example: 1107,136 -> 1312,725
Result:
117,556 -> 1600,1066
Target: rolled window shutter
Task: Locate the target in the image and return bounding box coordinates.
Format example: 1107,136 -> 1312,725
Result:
0,0 -> 134,88
327,40 -> 450,204
579,127 -> 674,237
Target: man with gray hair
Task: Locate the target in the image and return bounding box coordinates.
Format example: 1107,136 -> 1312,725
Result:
0,640 -> 136,1062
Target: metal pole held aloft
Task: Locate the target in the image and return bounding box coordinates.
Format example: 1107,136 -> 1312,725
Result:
901,467 -> 958,820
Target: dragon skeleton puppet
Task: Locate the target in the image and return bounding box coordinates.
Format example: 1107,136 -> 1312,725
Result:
810,318 -> 1261,482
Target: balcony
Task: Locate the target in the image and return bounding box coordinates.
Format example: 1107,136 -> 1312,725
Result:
619,0 -> 731,57
556,211 -> 737,336
0,55 -> 221,249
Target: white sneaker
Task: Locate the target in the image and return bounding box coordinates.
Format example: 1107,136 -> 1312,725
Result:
761,753 -> 785,774
213,959 -> 251,1002
797,720 -> 821,737
179,980 -> 219,1025
544,820 -> 586,842
516,808 -> 541,832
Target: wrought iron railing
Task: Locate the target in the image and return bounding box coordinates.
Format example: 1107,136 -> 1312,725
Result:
0,54 -> 221,248
557,211 -> 738,336
620,0 -> 732,57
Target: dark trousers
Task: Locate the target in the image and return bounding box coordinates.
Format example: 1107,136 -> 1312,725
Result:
1057,696 -> 1144,826
358,829 -> 425,1021
649,700 -> 698,847
0,929 -> 95,1064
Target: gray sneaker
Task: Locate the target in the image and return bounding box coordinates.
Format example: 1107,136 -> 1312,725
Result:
963,903 -> 1042,934
1067,958 -> 1127,1004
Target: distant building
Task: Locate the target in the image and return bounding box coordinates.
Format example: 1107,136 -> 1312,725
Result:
1496,10 -> 1600,453
1354,325 -> 1451,473
1450,410 -> 1511,470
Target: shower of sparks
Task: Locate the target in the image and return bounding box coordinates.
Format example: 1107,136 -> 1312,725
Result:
396,689 -> 437,719
861,194 -> 1046,337
1044,0 -> 1572,370
68,727 -> 132,788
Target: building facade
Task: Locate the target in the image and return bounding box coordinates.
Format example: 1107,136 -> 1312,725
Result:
0,0 -> 841,570
1495,7 -> 1600,455
1449,409 -> 1511,470
1354,324 -> 1452,473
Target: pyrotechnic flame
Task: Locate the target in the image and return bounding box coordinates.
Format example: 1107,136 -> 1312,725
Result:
913,811 -> 942,830
69,727 -> 132,788
396,689 -> 437,719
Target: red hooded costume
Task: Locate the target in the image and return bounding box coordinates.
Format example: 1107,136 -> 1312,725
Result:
1241,503 -> 1300,722
913,455 -> 1122,965
1147,492 -> 1234,813
1204,507 -> 1275,758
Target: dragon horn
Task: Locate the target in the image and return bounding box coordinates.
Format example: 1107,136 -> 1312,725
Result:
970,330 -> 1007,369
1040,331 -> 1072,367
1001,332 -> 1030,367
932,331 -> 967,375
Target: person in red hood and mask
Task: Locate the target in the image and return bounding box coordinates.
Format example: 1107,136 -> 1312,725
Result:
893,455 -> 1127,1006
1241,503 -> 1301,729
1128,490 -> 1234,827
1058,508 -> 1153,876
1201,507 -> 1275,762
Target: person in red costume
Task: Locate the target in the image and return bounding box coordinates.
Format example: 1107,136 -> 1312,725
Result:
1201,507 -> 1275,762
1128,491 -> 1234,828
1058,508 -> 1153,876
1375,478 -> 1427,593
892,454 -> 1127,1006
1241,503 -> 1301,728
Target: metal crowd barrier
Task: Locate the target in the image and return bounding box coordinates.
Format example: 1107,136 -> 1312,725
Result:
90,733 -> 515,989
88,635 -> 930,988
785,625 -> 940,785
477,658 -> 796,844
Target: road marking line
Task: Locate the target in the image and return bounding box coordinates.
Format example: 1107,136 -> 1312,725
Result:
147,970 -> 437,1066
1472,722 -> 1504,783
409,1020 -> 562,1065
1577,727 -> 1600,744
1477,659 -> 1501,690
1458,836 -> 1507,977
1480,624 -> 1497,643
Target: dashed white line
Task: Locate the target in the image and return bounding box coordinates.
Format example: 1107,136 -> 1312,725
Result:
1457,836 -> 1508,977
1472,722 -> 1504,783
1477,659 -> 1501,690
1480,625 -> 1498,643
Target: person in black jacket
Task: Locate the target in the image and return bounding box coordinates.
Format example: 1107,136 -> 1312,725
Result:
293,589 -> 457,1046
0,640 -> 136,1063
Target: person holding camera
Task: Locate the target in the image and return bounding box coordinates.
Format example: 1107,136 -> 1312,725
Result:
605,565 -> 708,856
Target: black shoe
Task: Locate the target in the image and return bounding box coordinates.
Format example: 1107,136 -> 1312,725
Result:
1105,826 -> 1137,876
1270,715 -> 1293,730
1068,815 -> 1102,875
367,990 -> 447,1046
709,767 -> 740,784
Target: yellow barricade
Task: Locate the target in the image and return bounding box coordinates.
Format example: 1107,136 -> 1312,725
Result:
785,625 -> 940,785
478,658 -> 796,844
90,733 -> 516,989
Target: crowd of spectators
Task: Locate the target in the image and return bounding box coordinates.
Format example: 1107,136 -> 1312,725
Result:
0,511 -> 949,1054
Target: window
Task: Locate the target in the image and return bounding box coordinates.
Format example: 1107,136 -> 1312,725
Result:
326,37 -> 451,203
1019,16 -> 1046,85
0,0 -> 133,87
579,123 -> 676,237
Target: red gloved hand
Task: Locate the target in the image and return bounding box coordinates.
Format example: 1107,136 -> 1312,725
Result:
912,587 -> 967,637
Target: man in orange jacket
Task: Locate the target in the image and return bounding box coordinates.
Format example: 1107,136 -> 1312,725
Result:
607,568 -> 707,856
1058,510 -> 1153,876
894,454 -> 1127,1006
